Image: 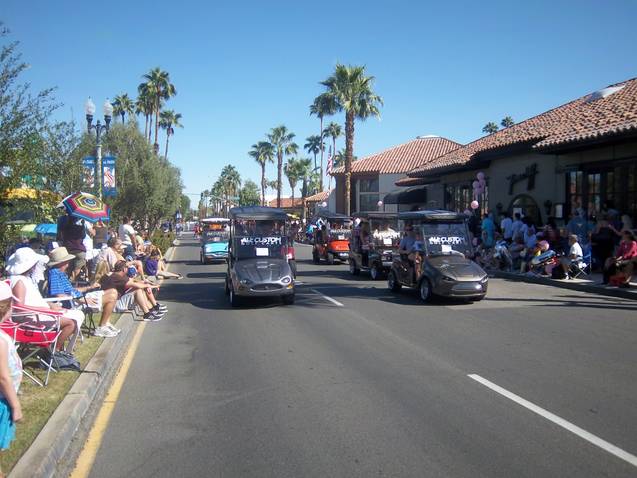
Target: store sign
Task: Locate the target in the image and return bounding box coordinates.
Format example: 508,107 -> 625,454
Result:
506,163 -> 538,195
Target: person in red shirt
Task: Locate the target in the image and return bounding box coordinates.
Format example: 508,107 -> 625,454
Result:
602,231 -> 637,286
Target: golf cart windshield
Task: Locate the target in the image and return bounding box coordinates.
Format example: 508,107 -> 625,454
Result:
370,219 -> 400,247
203,230 -> 229,243
419,221 -> 471,256
233,235 -> 288,260
328,227 -> 351,240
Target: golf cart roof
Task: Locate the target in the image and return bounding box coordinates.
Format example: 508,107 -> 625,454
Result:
352,211 -> 398,220
317,212 -> 352,221
200,217 -> 229,223
398,210 -> 467,222
229,206 -> 288,221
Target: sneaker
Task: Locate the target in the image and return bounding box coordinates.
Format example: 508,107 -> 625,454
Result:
94,326 -> 118,338
142,311 -> 163,322
104,323 -> 121,334
153,303 -> 168,312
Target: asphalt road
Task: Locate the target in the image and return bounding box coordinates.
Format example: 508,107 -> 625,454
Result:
85,233 -> 637,478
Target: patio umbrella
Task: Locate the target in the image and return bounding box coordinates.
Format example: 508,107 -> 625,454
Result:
61,192 -> 110,223
34,223 -> 57,235
20,224 -> 37,233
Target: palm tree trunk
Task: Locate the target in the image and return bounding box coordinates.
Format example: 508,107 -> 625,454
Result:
144,114 -> 149,139
164,132 -> 170,159
319,116 -> 324,191
154,99 -> 160,151
277,152 -> 283,208
121,112 -> 125,124
261,164 -> 266,206
148,117 -> 153,142
345,111 -> 355,216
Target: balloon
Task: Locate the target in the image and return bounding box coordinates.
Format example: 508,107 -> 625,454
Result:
477,172 -> 485,181
377,200 -> 383,207
471,200 -> 479,209
472,180 -> 480,190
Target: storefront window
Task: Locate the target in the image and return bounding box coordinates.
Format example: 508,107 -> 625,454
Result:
359,193 -> 380,212
566,171 -> 583,216
358,177 -> 379,212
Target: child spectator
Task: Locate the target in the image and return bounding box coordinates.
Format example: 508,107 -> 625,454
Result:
0,282 -> 23,474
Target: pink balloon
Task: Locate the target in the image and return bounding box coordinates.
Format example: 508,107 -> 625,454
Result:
471,200 -> 479,210
477,172 -> 485,181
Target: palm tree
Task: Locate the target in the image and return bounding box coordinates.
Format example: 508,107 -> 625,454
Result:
249,141 -> 275,205
295,157 -> 313,198
304,135 -> 323,171
320,64 -> 383,215
310,92 -> 338,190
159,110 -> 183,159
482,122 -> 499,134
219,164 -> 242,214
501,116 -> 515,128
284,158 -> 303,202
142,67 -> 177,153
112,93 -> 135,123
323,122 -> 342,175
267,126 -> 298,208
136,85 -> 153,140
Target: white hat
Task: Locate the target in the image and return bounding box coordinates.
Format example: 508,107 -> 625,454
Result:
5,247 -> 50,275
0,281 -> 17,301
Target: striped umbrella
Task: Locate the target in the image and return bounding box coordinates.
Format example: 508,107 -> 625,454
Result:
61,192 -> 110,223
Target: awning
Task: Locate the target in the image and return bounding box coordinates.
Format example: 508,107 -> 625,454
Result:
383,186 -> 427,205
35,223 -> 57,235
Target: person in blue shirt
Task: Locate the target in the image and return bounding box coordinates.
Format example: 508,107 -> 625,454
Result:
47,247 -> 99,301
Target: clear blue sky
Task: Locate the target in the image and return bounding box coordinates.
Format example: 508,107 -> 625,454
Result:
4,0 -> 637,199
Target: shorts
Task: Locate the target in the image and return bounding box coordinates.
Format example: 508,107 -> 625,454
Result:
115,292 -> 136,313
0,398 -> 16,450
69,250 -> 87,270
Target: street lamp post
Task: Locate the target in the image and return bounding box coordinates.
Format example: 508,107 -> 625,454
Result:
85,97 -> 113,199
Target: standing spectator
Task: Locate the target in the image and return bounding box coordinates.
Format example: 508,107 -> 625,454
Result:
543,217 -> 560,251
57,213 -> 87,281
567,211 -> 589,246
591,216 -> 618,271
481,212 -> 496,248
93,220 -> 108,250
500,213 -> 513,243
620,214 -> 633,233
511,213 -> 524,242
118,217 -> 137,258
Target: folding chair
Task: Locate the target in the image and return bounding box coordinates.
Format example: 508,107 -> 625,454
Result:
9,303 -> 64,386
570,247 -> 592,279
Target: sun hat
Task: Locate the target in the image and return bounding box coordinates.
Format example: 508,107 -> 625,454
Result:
48,246 -> 76,267
5,247 -> 50,275
0,281 -> 17,301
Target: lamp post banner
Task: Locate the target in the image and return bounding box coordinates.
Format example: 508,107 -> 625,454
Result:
102,156 -> 117,197
82,156 -> 96,189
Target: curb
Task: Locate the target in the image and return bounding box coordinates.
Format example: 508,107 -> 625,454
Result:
490,270 -> 637,301
9,243 -> 178,478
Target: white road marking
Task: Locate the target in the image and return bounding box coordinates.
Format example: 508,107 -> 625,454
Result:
468,374 -> 637,468
310,288 -> 344,307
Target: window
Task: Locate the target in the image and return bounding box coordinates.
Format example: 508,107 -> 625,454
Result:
358,177 -> 379,211
566,171 -> 583,216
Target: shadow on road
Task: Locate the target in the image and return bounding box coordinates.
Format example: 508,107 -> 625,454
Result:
186,272 -> 227,279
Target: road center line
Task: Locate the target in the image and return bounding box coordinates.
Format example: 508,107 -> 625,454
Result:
468,374 -> 637,468
310,288 -> 344,307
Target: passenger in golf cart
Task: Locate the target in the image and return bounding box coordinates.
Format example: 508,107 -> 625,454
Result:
349,212 -> 400,280
312,213 -> 352,264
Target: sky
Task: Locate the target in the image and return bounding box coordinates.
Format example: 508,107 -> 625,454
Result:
3,0 -> 637,201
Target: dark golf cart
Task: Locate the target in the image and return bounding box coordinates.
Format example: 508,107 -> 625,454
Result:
225,206 -> 295,307
311,212 -> 352,264
349,212 -> 400,280
388,210 -> 488,302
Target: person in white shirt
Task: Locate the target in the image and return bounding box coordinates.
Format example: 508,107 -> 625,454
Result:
500,213 -> 513,242
560,234 -> 583,279
118,216 -> 137,258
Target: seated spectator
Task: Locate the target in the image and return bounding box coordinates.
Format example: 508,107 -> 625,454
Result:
560,234 -> 584,279
6,248 -> 84,355
543,217 -> 560,251
520,241 -> 545,273
602,230 -> 637,286
98,261 -> 167,335
144,247 -> 182,279
47,247 -> 101,309
591,215 -> 619,271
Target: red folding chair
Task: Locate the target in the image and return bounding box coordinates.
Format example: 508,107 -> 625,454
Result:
10,303 -> 64,386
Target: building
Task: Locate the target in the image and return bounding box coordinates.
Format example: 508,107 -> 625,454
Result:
395,78 -> 637,225
303,190 -> 331,217
265,197 -> 304,217
330,135 -> 461,213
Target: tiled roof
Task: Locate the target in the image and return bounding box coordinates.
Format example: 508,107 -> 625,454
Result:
394,176 -> 427,187
407,77 -> 637,178
331,136 -> 461,175
266,197 -> 303,208
304,190 -> 330,203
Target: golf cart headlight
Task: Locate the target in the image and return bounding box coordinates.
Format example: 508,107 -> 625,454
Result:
480,275 -> 488,283
441,275 -> 455,283
239,279 -> 252,286
281,276 -> 291,284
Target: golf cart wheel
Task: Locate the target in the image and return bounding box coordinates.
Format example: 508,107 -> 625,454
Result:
419,278 -> 432,303
388,271 -> 402,292
224,277 -> 230,295
282,294 -> 295,305
370,264 -> 381,280
349,259 -> 360,275
312,250 -> 320,264
327,253 -> 335,265
229,286 -> 241,307
290,260 -> 297,278
200,253 -> 206,265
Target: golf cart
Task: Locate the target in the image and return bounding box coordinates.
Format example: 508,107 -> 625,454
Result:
349,212 -> 400,280
388,210 -> 488,302
199,217 -> 230,264
311,212 -> 352,264
225,207 -> 295,307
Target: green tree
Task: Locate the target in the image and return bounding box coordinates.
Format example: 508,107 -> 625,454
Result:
112,93 -> 135,123
136,83 -> 154,142
304,135 -> 323,171
239,180 -> 261,206
219,164 -> 242,214
284,158 -> 302,202
267,126 -> 298,208
249,141 -> 275,206
323,121 -> 342,176
482,122 -> 499,134
295,157 -> 313,198
501,116 -> 515,128
141,68 -> 176,153
320,64 -> 383,215
159,110 -> 183,159
310,92 -> 338,190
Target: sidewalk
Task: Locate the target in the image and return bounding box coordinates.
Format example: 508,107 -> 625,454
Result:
490,269 -> 637,301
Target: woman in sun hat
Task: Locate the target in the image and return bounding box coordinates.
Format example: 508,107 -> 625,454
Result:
6,248 -> 84,355
0,281 -> 23,475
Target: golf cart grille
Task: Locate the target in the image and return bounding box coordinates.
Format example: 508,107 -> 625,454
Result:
252,284 -> 283,291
